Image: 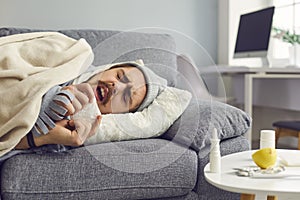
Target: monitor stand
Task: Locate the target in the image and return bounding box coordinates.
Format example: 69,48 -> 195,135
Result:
261,56 -> 271,67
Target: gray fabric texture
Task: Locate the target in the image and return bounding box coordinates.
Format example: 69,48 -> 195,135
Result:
0,28 -> 177,87
161,99 -> 251,151
1,139 -> 197,200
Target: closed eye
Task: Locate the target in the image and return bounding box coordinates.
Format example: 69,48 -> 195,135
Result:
116,71 -> 122,79
117,69 -> 130,83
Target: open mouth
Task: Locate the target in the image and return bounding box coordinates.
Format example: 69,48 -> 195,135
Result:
95,83 -> 110,103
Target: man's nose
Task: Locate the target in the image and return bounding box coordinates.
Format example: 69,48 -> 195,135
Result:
114,81 -> 133,93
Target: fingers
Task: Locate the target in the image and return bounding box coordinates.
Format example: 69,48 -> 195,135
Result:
56,119 -> 70,127
63,83 -> 95,115
73,83 -> 95,103
70,129 -> 85,146
49,83 -> 94,121
72,121 -> 87,144
53,99 -> 75,116
48,114 -> 101,147
72,115 -> 102,144
88,115 -> 102,138
67,119 -> 75,127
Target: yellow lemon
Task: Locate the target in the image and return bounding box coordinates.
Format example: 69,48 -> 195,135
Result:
252,148 -> 277,169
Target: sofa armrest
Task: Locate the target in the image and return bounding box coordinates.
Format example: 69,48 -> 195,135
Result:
176,54 -> 211,100
176,54 -> 236,103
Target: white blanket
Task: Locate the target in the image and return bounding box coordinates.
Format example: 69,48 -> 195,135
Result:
0,32 -> 93,156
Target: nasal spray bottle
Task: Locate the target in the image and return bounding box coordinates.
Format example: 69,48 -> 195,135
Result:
210,128 -> 221,173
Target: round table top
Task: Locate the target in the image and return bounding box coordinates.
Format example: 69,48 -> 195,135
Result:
204,149 -> 300,197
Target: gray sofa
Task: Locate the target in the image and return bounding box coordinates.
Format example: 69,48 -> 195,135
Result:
0,28 -> 250,200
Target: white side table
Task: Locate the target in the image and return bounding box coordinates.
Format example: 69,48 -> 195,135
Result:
204,150 -> 300,200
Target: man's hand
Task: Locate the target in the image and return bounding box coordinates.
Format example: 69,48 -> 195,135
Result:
52,83 -> 95,118
43,115 -> 101,146
63,83 -> 95,115
14,115 -> 102,150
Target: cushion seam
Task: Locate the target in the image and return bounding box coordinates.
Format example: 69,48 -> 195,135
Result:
2,186 -> 192,194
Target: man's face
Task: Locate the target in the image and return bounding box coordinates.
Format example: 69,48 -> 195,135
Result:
87,65 -> 147,114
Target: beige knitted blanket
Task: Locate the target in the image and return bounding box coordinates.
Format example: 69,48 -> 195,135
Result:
0,32 -> 93,156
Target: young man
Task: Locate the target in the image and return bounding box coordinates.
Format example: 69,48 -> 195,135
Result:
15,62 -> 167,149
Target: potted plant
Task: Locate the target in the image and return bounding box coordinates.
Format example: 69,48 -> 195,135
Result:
273,27 -> 300,45
272,27 -> 300,66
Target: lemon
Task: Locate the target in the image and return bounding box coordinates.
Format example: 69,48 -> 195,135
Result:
252,148 -> 277,169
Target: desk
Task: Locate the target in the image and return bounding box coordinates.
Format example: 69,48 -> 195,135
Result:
202,66 -> 300,148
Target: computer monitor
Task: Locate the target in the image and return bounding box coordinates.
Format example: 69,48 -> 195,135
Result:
233,6 -> 275,59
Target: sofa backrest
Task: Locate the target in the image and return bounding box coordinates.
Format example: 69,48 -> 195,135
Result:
0,28 -> 178,87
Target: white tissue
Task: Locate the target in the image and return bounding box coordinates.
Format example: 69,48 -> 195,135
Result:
71,98 -> 101,121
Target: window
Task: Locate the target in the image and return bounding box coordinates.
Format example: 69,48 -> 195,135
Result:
295,2 -> 300,34
271,0 -> 300,63
273,0 -> 300,33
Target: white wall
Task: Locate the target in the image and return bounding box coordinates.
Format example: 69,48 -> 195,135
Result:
218,0 -> 273,65
0,0 -> 218,65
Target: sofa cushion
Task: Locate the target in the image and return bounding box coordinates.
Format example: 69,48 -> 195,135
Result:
161,99 -> 251,151
0,27 -> 177,86
1,139 -> 197,200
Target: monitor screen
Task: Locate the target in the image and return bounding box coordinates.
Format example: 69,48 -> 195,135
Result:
234,6 -> 275,58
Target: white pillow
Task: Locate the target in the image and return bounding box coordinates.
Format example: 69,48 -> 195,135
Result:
84,86 -> 192,145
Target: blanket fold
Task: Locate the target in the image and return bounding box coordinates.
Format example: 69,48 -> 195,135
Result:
0,32 -> 94,156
